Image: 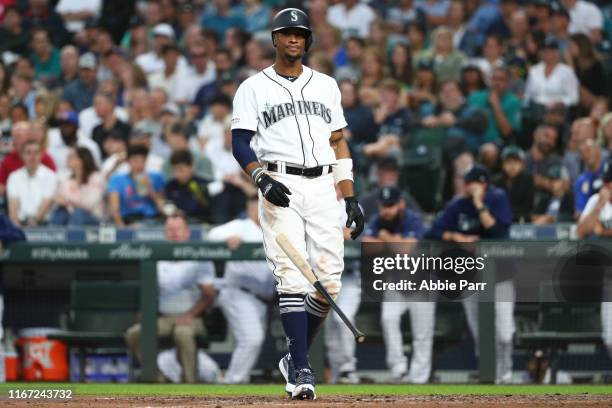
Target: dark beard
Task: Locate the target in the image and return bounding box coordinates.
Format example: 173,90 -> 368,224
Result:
284,51 -> 303,62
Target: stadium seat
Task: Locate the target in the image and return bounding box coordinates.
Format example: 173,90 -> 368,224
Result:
399,143 -> 446,213
48,281 -> 140,382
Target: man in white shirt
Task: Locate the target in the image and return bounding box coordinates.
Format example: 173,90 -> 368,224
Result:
7,140 -> 57,227
147,44 -> 181,102
47,110 -> 101,176
174,44 -> 217,105
207,195 -> 275,383
125,214 -> 216,383
327,0 -> 376,39
523,38 -> 579,108
135,23 -> 187,75
561,0 -> 604,43
55,0 -> 102,33
576,158 -> 612,360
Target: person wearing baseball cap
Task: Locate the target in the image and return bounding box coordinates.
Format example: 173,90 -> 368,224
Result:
493,145 -> 534,223
426,163 -> 514,384
363,186 -> 433,385
532,164 -> 575,224
135,23 -> 180,75
577,158 -> 612,238
62,53 -> 98,112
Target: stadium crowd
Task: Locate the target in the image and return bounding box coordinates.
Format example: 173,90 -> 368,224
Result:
0,0 -> 610,228
0,0 -> 611,386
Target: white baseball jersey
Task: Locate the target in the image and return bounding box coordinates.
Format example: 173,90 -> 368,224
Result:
231,65 -> 347,168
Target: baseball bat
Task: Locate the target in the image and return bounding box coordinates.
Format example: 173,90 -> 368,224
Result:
275,233 -> 366,343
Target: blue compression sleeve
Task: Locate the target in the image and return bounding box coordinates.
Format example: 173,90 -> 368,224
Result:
231,128 -> 258,170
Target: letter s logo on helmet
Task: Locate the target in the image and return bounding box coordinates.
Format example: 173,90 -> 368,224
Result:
290,11 -> 298,21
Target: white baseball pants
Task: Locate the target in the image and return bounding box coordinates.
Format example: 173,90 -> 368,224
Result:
258,172 -> 344,295
324,274 -> 361,381
217,287 -> 268,383
462,279 -> 516,384
602,273 -> 612,358
381,291 -> 436,383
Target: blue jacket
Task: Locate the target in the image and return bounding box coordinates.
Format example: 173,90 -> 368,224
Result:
426,186 -> 512,240
0,215 -> 26,244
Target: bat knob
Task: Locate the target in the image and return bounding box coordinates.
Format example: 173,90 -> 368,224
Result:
356,334 -> 366,343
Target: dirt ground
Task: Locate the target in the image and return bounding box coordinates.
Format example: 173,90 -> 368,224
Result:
2,394 -> 612,408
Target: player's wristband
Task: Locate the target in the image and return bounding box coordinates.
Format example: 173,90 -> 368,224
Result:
251,167 -> 266,185
333,158 -> 354,183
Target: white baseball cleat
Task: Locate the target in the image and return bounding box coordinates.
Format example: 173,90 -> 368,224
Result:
278,354 -> 295,395
292,368 -> 316,400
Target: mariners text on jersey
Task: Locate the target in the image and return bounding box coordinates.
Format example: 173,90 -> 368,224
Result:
262,101 -> 332,128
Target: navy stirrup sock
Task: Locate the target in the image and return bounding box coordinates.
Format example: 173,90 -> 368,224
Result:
279,294 -> 310,370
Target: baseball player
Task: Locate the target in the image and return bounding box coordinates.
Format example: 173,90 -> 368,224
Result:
426,165 -> 515,384
363,187 -> 434,384
206,195 -> 276,384
230,8 -> 364,400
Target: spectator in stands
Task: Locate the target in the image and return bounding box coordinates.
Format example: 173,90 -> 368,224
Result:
426,164 -> 514,384
525,124 -> 568,206
200,0 -> 245,39
47,110 -> 101,175
162,122 -> 213,181
467,66 -> 522,147
50,147 -> 104,226
566,33 -> 608,112
472,35 -> 506,82
193,95 -> 232,154
0,6 -> 30,55
388,0 -> 426,29
7,140 -> 57,227
359,47 -> 385,87
363,186 -> 432,384
523,38 -> 579,111
335,36 -> 365,83
423,80 -> 487,158
327,0 -> 376,39
174,44 -> 216,106
493,145 -> 534,223
388,42 -> 413,87
165,150 -> 215,223
91,92 -> 131,158
10,72 -> 37,118
574,137 -> 606,216
108,144 -> 165,226
560,0 -> 604,43
550,3 -> 571,53
100,132 -> 128,178
415,26 -> 466,82
459,64 -> 487,97
532,164 -> 575,224
48,45 -> 79,90
62,53 -> 98,112
148,44 -> 182,102
135,23 -> 178,75
563,117 -> 598,186
362,79 -> 416,160
30,28 -> 61,85
0,121 -> 56,196
408,59 -> 438,116
126,213 -> 216,383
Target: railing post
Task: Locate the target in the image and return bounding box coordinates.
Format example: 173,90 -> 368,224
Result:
139,260 -> 158,382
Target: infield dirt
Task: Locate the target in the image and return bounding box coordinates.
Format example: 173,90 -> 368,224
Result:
2,394 -> 612,407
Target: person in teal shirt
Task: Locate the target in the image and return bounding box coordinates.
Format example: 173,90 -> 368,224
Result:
30,28 -> 61,85
467,65 -> 521,146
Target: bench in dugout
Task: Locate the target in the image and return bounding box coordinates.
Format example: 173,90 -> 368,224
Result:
516,282 -> 602,384
48,281 -> 227,382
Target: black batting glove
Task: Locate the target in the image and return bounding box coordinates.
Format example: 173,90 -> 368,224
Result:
257,174 -> 292,207
345,196 -> 364,240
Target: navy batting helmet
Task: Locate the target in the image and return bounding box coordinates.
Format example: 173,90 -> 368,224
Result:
271,8 -> 313,51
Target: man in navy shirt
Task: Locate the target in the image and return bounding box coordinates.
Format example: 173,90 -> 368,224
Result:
363,186 -> 434,384
425,164 -> 515,383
